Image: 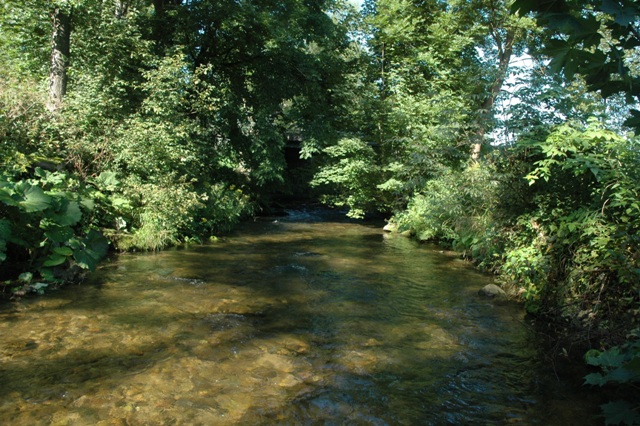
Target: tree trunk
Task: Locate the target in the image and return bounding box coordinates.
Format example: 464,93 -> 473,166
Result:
47,6 -> 72,112
115,0 -> 129,19
472,27 -> 515,161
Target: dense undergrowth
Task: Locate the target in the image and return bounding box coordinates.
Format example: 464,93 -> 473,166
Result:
386,120 -> 640,424
2,0 -> 640,423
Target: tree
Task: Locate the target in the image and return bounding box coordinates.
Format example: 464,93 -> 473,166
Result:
471,0 -> 536,160
512,0 -> 640,130
48,3 -> 72,111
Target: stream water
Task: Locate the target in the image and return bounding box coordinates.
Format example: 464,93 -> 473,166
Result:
0,210 -> 600,425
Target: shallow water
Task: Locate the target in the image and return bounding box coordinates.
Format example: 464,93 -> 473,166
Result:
0,210 -> 599,425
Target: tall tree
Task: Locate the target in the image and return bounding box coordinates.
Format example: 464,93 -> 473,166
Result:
47,3 -> 72,111
471,0 -> 535,160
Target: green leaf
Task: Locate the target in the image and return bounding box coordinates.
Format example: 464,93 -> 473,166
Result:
606,367 -> 640,384
80,197 -> 95,211
588,347 -> 626,368
31,282 -> 48,294
110,196 -> 131,209
40,268 -> 56,282
95,171 -> 120,191
18,185 -> 52,213
73,230 -> 109,270
52,246 -> 73,256
43,254 -> 68,267
584,372 -> 606,386
601,0 -> 639,26
54,201 -> 82,226
601,400 -> 640,426
18,272 -> 33,283
73,250 -> 98,270
86,229 -> 109,257
0,187 -> 18,206
510,0 -> 538,14
43,224 -> 74,244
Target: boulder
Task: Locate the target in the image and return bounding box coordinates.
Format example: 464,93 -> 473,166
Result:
478,284 -> 506,298
383,222 -> 398,232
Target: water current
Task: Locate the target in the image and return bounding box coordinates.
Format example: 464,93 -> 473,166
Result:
0,209 -> 600,425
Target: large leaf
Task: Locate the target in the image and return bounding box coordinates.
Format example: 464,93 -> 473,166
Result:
86,229 -> 109,258
80,197 -> 95,211
94,171 -> 120,191
584,372 -> 607,386
43,223 -> 74,243
73,230 -> 109,270
568,15 -> 602,48
43,253 -> 68,267
54,200 -> 82,226
18,184 -> 52,213
601,0 -> 639,26
586,346 -> 626,368
606,367 -> 640,384
0,186 -> 18,207
601,400 -> 640,425
52,246 -> 73,256
73,250 -> 99,270
511,0 -> 561,14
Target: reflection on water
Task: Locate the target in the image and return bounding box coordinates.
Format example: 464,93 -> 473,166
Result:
0,210 -> 599,425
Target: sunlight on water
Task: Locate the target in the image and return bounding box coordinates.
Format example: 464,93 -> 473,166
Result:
0,211 -> 599,425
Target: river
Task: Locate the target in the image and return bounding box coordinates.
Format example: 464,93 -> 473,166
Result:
0,209 -> 600,425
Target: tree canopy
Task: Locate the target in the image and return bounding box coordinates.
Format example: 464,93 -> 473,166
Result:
2,3 -> 640,416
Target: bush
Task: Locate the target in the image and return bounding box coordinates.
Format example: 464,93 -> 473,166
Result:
0,169 -> 109,293
395,163 -> 500,257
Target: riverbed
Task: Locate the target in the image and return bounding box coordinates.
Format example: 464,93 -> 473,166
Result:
0,210 -> 599,425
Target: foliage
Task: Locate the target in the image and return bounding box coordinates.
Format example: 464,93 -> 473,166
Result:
395,164 -> 499,248
0,72 -> 50,174
584,329 -> 640,425
0,169 -> 109,294
514,120 -> 640,327
512,0 -> 640,131
311,138 -> 381,218
392,117 -> 640,340
0,0 -> 637,381
313,0 -> 527,215
0,0 -> 358,292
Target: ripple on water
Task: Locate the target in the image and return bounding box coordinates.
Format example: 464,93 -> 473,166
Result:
0,217 -> 601,425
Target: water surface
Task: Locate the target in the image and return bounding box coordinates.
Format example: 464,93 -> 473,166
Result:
0,210 -> 599,425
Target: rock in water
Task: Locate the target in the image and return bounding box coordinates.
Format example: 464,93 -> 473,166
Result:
383,222 -> 398,232
478,284 -> 506,298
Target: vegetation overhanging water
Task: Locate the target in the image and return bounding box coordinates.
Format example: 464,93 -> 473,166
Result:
2,2 -> 639,423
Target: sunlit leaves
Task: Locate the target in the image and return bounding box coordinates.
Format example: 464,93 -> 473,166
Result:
311,138 -> 380,218
512,0 -> 640,131
0,169 -> 110,288
16,183 -> 52,213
